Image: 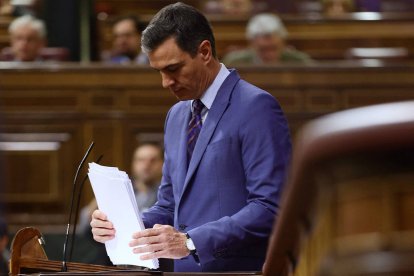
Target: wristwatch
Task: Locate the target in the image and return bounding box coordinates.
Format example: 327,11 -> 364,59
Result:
185,233 -> 200,263
185,233 -> 197,255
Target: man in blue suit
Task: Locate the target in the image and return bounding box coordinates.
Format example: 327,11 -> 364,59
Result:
91,2 -> 291,272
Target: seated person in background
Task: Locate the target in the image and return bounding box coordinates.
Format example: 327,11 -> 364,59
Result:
102,15 -> 149,65
0,0 -> 39,16
0,0 -> 12,15
223,13 -> 311,65
129,142 -> 163,212
3,14 -> 46,61
321,0 -> 354,16
0,218 -> 9,275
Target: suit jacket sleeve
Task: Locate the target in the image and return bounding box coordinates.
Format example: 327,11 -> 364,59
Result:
188,92 -> 291,265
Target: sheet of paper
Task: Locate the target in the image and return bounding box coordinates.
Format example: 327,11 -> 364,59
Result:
88,163 -> 159,269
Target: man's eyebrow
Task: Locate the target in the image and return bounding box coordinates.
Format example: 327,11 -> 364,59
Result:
150,61 -> 184,72
160,62 -> 184,71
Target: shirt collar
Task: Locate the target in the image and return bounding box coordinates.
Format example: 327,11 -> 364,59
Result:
191,63 -> 230,112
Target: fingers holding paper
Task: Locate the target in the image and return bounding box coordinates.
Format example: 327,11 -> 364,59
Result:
91,209 -> 116,243
129,224 -> 190,260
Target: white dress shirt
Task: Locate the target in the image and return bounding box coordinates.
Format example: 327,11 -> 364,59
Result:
190,63 -> 230,123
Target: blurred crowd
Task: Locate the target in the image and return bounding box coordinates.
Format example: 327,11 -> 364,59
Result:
1,0 -> 412,63
0,0 -> 398,18
0,11 -> 314,65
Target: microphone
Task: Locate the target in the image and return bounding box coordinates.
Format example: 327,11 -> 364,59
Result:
62,141 -> 95,272
68,154 -> 104,261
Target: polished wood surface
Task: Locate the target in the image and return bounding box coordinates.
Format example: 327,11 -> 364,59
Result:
40,273 -> 260,276
1,62 -> 414,230
9,227 -> 124,275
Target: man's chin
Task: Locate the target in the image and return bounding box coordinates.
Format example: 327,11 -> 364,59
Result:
171,90 -> 191,101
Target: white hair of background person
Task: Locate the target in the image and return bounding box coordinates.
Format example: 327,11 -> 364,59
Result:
8,14 -> 47,39
11,0 -> 36,5
246,13 -> 288,40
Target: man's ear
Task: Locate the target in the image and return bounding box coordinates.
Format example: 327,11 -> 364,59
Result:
198,40 -> 212,63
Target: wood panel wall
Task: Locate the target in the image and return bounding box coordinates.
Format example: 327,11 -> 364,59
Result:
1,62 -> 414,232
0,17 -> 12,53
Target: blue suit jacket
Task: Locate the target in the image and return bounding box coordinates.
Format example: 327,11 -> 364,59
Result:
142,69 -> 291,272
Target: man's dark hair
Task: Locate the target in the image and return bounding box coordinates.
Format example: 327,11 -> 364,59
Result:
113,15 -> 146,34
141,2 -> 216,58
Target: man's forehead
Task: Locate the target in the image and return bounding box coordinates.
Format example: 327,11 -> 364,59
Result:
148,39 -> 187,70
149,58 -> 183,71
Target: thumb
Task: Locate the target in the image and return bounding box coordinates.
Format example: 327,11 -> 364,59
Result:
153,224 -> 163,229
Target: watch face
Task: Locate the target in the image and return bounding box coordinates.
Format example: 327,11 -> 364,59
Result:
186,238 -> 196,251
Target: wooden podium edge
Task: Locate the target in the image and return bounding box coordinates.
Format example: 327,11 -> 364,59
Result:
9,227 -> 124,275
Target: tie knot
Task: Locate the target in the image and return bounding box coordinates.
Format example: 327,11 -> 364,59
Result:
193,99 -> 204,115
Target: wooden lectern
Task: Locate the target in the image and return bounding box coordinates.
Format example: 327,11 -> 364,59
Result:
9,227 -> 131,275
9,228 -> 260,275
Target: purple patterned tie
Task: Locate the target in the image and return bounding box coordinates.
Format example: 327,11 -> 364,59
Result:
187,99 -> 204,162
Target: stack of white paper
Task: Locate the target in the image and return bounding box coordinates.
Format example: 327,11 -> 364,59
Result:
87,162 -> 159,269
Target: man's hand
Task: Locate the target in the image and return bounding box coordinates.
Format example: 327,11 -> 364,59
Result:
90,210 -> 116,243
129,224 -> 190,260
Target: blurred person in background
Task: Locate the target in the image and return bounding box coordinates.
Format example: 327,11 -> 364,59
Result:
0,0 -> 40,16
102,15 -> 149,65
322,0 -> 382,14
223,13 -> 311,65
0,0 -> 12,15
3,14 -> 46,61
130,142 -> 163,212
0,218 -> 9,275
322,0 -> 354,16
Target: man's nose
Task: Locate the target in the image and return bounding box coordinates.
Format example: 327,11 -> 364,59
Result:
161,73 -> 174,89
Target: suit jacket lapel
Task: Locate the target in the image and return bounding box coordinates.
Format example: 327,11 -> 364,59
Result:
179,70 -> 240,201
